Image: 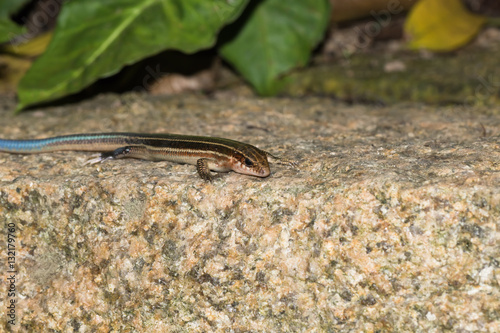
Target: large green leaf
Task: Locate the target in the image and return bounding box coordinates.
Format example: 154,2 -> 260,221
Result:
0,0 -> 30,43
17,0 -> 248,110
220,0 -> 330,95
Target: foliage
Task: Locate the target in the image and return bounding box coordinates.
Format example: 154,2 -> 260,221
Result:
405,0 -> 486,51
0,1 -> 30,41
0,0 -> 330,110
220,0 -> 330,95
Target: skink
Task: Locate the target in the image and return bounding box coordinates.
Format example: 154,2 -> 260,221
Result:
0,132 -> 291,181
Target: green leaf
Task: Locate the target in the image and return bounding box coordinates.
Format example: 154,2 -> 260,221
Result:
17,0 -> 249,110
220,0 -> 330,95
0,19 -> 25,43
0,0 -> 30,43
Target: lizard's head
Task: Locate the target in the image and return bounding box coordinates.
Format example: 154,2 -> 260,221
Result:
231,145 -> 270,177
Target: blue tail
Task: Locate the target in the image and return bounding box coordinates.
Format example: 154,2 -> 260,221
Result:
0,138 -> 55,153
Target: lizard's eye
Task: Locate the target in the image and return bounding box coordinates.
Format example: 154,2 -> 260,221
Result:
244,158 -> 254,167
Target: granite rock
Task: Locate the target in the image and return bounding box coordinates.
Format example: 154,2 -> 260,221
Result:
0,95 -> 499,332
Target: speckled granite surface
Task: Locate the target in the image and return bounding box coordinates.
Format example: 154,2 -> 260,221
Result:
0,95 -> 499,332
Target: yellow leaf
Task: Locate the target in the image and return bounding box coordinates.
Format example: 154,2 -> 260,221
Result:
405,0 -> 486,51
2,31 -> 53,58
0,55 -> 31,93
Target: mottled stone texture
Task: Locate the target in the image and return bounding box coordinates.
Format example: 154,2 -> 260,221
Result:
0,95 -> 499,332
